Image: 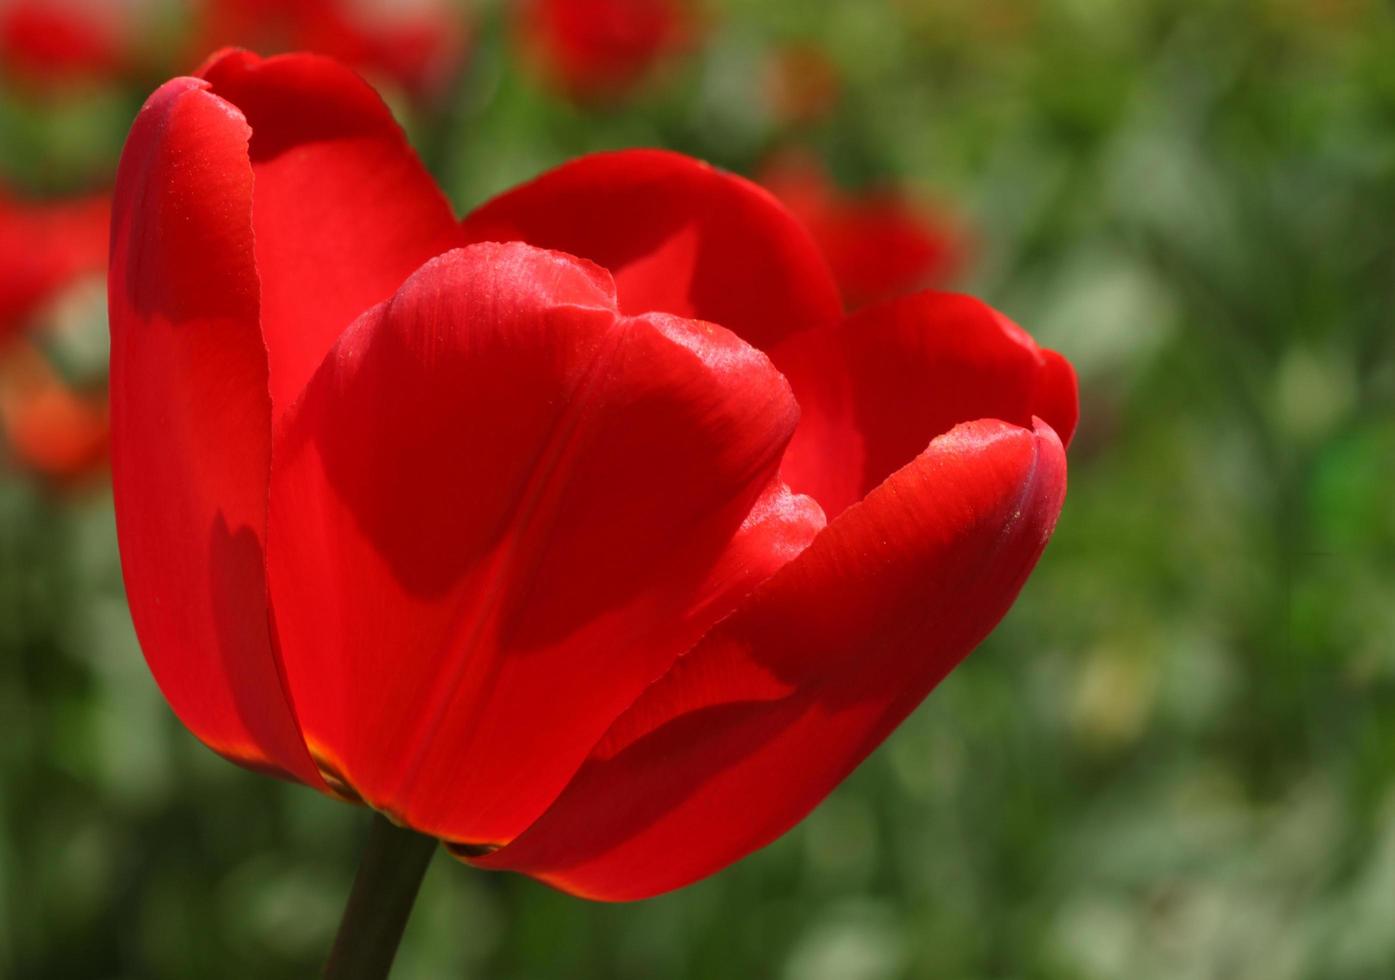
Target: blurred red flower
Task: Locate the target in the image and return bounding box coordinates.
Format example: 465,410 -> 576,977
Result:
517,0 -> 695,101
0,0 -> 136,87
195,0 -> 469,96
761,150 -> 969,311
0,0 -> 469,94
109,51 -> 1076,900
0,189 -> 110,479
0,190 -> 109,340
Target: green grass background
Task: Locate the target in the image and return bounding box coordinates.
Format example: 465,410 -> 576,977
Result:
3,1 -> 1395,977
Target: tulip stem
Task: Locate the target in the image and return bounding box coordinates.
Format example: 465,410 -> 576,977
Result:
323,811 -> 437,980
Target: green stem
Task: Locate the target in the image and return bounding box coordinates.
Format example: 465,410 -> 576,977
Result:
323,812 -> 438,980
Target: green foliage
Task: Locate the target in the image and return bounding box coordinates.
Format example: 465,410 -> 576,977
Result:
3,1 -> 1394,977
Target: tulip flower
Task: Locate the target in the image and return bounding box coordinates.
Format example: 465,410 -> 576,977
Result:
516,0 -> 696,101
109,49 -> 1075,968
761,150 -> 969,311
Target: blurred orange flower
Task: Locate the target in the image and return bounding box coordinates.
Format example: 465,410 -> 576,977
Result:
0,340 -> 108,481
764,42 -> 841,126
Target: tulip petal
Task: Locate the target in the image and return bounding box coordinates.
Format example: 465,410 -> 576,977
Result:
199,49 -> 462,414
469,417 -> 1067,900
108,77 -> 324,786
267,241 -> 822,843
775,291 -> 1079,518
460,149 -> 842,354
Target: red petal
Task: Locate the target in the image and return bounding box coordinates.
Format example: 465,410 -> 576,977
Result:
460,149 -> 841,354
775,291 -> 1079,518
108,77 -> 324,786
0,190 -> 110,341
470,417 -> 1067,900
199,49 -> 461,415
267,241 -> 821,843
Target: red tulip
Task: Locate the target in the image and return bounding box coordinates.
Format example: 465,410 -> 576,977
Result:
761,150 -> 969,311
195,0 -> 470,96
110,50 -> 1076,901
517,0 -> 695,101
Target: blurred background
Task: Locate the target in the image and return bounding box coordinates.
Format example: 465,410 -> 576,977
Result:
3,0 -> 1394,977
